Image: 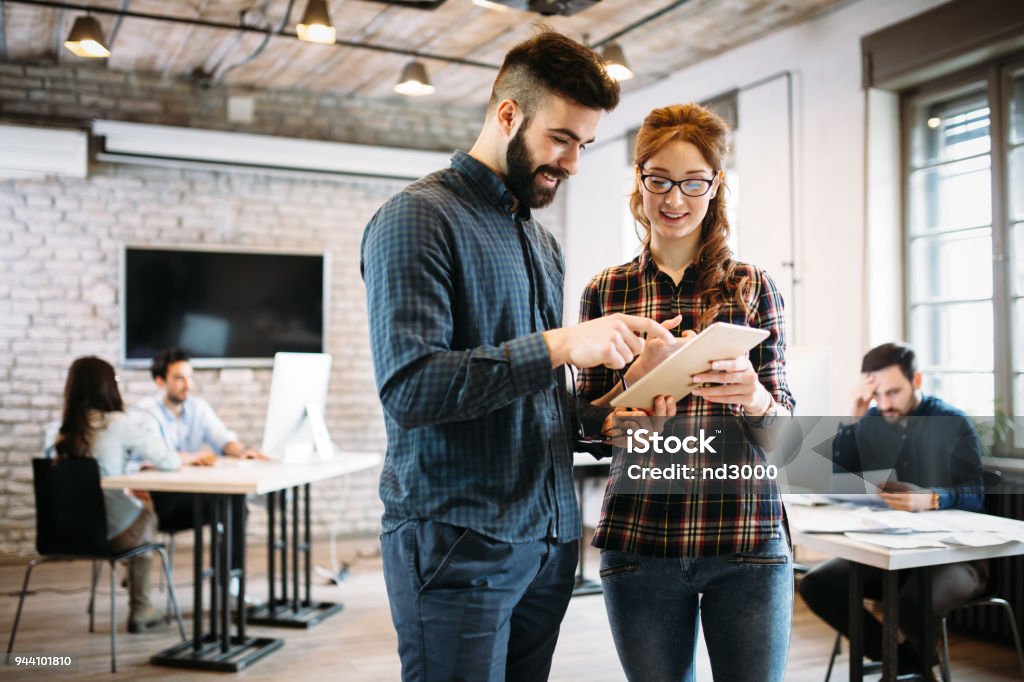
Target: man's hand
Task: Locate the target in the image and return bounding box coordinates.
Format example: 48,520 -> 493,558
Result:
235,447 -> 269,461
691,354 -> 772,415
181,450 -> 218,467
879,481 -> 935,512
602,395 -> 676,447
223,442 -> 270,460
851,374 -> 876,419
127,489 -> 151,502
623,317 -> 694,383
879,491 -> 934,512
544,313 -> 678,370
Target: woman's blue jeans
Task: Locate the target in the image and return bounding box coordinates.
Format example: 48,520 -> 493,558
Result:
599,530 -> 793,682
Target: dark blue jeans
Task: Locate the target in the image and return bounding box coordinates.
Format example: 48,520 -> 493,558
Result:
600,529 -> 793,682
381,519 -> 578,682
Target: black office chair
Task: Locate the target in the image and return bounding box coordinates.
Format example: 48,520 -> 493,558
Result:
824,468 -> 1022,682
6,458 -> 186,673
938,470 -> 1024,681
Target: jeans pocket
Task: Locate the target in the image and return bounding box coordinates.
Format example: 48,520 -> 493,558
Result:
412,521 -> 472,594
599,550 -> 639,580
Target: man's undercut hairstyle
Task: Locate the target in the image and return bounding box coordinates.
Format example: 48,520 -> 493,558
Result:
861,342 -> 917,382
151,347 -> 191,380
488,29 -> 620,121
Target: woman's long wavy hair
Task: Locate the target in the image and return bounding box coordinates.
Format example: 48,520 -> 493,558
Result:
630,103 -> 753,330
55,356 -> 123,460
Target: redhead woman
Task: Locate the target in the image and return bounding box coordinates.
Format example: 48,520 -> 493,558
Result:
578,103 -> 795,681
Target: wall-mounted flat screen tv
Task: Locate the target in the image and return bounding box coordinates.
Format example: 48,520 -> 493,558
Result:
123,246 -> 327,366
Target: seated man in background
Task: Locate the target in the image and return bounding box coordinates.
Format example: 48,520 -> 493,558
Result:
798,342 -> 988,674
131,347 -> 267,596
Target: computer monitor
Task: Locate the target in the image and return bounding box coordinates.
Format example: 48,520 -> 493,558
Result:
260,352 -> 334,461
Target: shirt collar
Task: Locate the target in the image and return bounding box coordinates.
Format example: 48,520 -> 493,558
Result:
154,392 -> 189,420
450,151 -> 529,220
639,245 -> 697,280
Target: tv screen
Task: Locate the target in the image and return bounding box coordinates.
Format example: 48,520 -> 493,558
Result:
123,247 -> 325,364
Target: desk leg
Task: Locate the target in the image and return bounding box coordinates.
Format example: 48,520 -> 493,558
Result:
280,489 -> 289,606
268,491 -> 276,618
304,483 -> 312,606
234,495 -> 246,641
152,492 -> 283,672
245,484 -> 343,629
292,485 -> 300,612
192,494 -> 203,652
917,567 -> 935,680
882,569 -> 899,682
209,495 -> 220,641
849,562 -> 863,682
220,496 -> 231,654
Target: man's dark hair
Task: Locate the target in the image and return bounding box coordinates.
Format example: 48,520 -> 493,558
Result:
488,29 -> 620,119
861,342 -> 917,382
151,347 -> 190,380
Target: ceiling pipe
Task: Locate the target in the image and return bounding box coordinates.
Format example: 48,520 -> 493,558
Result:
6,0 -> 501,70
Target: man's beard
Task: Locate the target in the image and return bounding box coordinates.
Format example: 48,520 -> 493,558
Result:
505,125 -> 567,209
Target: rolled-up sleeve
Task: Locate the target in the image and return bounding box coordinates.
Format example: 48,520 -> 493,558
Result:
196,402 -> 238,454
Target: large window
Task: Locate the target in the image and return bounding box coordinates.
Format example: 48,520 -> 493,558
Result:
904,57 -> 1024,453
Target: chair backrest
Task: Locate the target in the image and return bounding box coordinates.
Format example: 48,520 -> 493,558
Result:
32,458 -> 109,557
982,468 -> 1002,492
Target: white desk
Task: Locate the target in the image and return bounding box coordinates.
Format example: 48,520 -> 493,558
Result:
787,502 -> 1024,681
102,453 -> 381,495
101,452 -> 381,672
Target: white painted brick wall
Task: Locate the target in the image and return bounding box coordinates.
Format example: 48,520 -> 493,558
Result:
0,62 -> 568,560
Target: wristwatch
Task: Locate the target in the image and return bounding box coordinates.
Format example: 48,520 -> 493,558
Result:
930,492 -> 940,510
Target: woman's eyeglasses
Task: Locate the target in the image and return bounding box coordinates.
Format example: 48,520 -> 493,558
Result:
640,173 -> 715,197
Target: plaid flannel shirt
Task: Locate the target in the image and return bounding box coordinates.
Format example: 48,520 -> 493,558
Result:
360,151 -> 599,543
578,249 -> 795,556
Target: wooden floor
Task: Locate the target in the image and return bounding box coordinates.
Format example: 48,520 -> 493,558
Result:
1,537 -> 1021,681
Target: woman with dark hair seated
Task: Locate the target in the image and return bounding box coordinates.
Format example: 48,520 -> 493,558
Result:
50,356 -> 181,633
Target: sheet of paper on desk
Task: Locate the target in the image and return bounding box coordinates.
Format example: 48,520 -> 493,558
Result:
866,510 -> 951,533
931,510 -> 1024,542
794,507 -> 878,533
939,532 -> 1016,547
843,532 -> 949,549
781,494 -> 828,506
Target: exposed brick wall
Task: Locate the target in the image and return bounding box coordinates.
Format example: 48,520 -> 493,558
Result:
0,62 -> 483,152
0,63 -> 567,559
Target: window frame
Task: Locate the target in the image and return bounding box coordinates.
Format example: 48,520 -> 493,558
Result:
901,53 -> 1024,456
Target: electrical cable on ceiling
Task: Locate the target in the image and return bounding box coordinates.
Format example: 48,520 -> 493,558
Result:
207,0 -> 295,86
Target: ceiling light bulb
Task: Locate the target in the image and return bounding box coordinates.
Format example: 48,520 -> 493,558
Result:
472,0 -> 510,10
601,43 -> 634,82
63,16 -> 111,58
394,60 -> 435,97
297,0 -> 336,44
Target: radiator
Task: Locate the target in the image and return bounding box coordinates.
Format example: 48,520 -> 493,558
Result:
948,474 -> 1024,647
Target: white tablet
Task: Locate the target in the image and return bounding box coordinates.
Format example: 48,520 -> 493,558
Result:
609,322 -> 770,410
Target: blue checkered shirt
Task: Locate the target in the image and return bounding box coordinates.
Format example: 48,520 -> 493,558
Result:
360,151 -> 590,543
